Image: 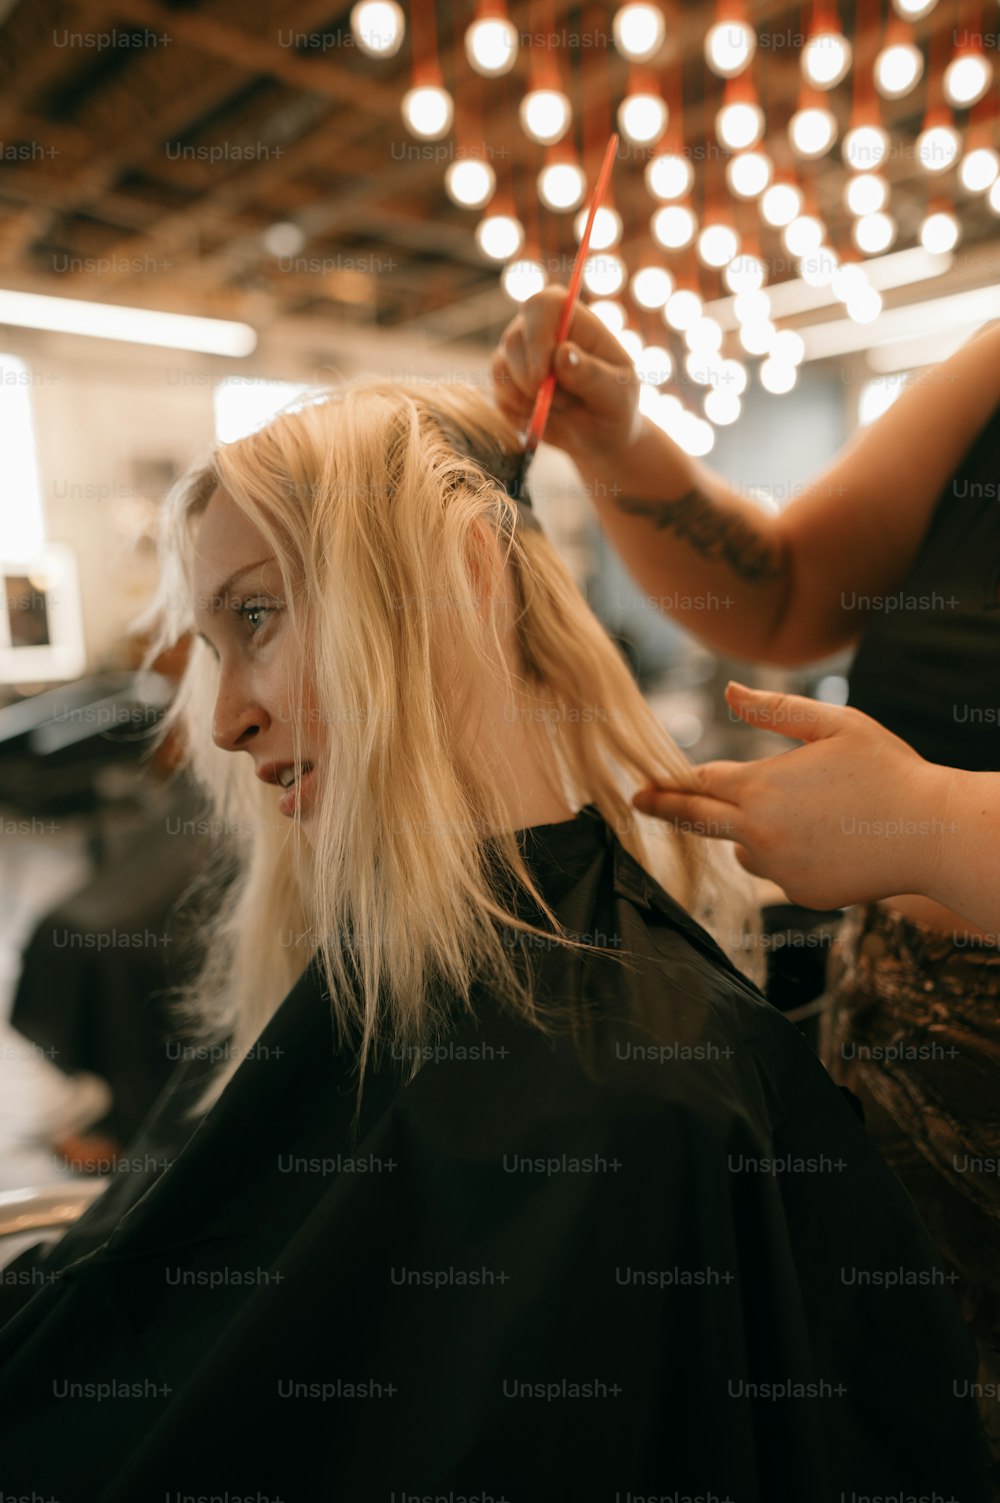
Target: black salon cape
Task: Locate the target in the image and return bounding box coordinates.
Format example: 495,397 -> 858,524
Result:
0,806 -> 990,1502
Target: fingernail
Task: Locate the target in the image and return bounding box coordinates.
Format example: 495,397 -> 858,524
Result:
564,345 -> 580,368
726,680 -> 750,693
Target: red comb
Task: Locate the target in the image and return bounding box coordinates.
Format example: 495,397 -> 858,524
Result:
520,132 -> 620,463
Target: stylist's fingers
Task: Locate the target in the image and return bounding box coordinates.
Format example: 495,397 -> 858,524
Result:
551,340 -> 636,410
634,759 -> 748,802
494,312 -> 632,407
522,285 -> 635,368
492,288 -> 570,410
632,787 -> 742,841
685,759 -> 748,802
724,680 -> 846,743
492,325 -> 533,405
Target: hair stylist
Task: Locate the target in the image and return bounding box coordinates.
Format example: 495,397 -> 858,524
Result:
492,289 -> 1000,1485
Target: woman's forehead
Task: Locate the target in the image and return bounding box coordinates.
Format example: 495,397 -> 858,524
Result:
190,491 -> 279,606
192,489 -> 264,568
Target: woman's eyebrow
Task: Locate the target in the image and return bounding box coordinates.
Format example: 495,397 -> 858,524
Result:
202,557 -> 275,613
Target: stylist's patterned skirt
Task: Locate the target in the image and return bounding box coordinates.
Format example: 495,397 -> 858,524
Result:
822,903 -> 1000,1497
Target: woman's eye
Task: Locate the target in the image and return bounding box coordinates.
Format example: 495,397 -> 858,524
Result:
233,600 -> 277,637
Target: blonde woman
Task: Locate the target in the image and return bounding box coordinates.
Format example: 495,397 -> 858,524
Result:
0,382 -> 990,1502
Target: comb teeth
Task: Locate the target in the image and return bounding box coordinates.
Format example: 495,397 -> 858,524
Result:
508,451 -> 530,503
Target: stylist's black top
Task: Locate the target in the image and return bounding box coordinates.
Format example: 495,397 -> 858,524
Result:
848,395 -> 1000,770
0,806 -> 991,1502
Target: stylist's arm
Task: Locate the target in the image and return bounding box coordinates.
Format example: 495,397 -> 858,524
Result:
634,682 -> 999,935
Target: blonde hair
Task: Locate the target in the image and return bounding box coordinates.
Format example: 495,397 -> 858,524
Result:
135,380 -> 761,1120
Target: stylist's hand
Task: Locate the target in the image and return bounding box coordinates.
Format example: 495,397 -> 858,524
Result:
632,682 -> 943,912
491,285 -> 642,461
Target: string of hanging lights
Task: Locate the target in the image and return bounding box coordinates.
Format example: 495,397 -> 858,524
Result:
367,0 -> 1000,450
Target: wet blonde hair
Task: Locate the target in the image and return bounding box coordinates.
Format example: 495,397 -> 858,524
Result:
135,380 -> 761,1118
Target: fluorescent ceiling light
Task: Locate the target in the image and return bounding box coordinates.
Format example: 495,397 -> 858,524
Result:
213,377 -> 322,443
0,289 -> 257,356
0,354 -> 45,564
705,246 -> 953,328
800,285 -> 1000,361
865,325 -> 986,373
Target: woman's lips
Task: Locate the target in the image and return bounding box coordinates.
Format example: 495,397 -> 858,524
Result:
278,764 -> 316,818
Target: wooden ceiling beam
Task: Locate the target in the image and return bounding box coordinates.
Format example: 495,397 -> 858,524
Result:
73,0 -> 402,116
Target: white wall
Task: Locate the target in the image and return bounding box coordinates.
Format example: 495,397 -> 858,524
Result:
0,319 -> 500,675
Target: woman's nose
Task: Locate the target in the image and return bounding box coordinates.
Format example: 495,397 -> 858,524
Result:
212,688 -> 265,753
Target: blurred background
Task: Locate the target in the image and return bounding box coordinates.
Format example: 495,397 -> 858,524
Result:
0,0 -> 994,1204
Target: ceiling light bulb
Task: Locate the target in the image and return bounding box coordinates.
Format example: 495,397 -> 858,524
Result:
783,215 -> 824,256
631,265 -> 674,308
589,300 -> 627,333
686,350 -> 723,386
262,222 -> 305,257
790,105 -> 837,158
760,357 -> 798,394
652,204 -> 696,249
847,285 -> 883,322
645,152 -> 694,200
613,2 -> 666,62
678,413 -> 716,457
476,213 -> 524,260
831,262 -> 869,301
853,211 -> 896,254
619,93 -> 668,145
717,100 -> 765,151
402,84 -> 454,140
520,89 -> 572,144
799,246 -> 839,286
464,15 -> 518,75
770,328 -> 805,365
502,259 -> 547,302
734,289 -> 771,324
715,358 -> 748,395
582,253 -> 626,297
664,288 -> 702,331
944,52 -> 991,108
705,388 -> 742,425
761,182 -> 803,227
727,150 -> 772,198
740,320 -> 776,355
843,124 -> 889,171
874,41 -> 923,99
697,223 -> 740,268
618,328 -> 644,360
686,316 -> 724,353
538,162 -> 587,211
802,30 -> 852,89
445,159 -> 496,208
705,20 -> 756,77
724,254 -> 765,293
635,344 -> 674,385
917,123 -> 960,174
845,172 -> 888,216
574,205 -> 622,248
919,210 -> 960,254
960,147 -> 1000,193
351,0 -> 405,57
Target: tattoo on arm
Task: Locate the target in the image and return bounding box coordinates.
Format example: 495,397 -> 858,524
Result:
614,488 -> 787,584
